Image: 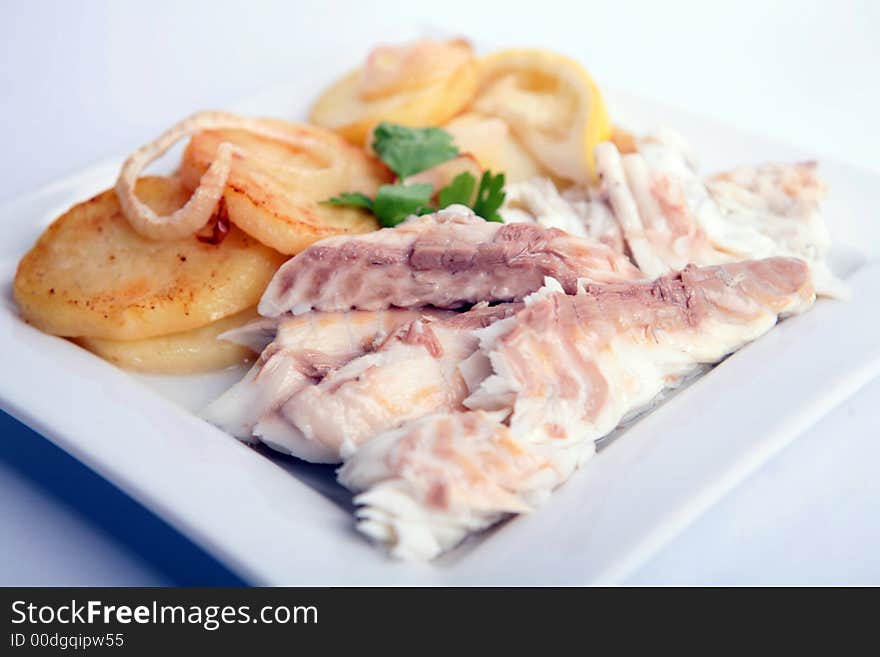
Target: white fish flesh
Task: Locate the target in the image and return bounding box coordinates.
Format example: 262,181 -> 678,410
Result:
253,304 -> 519,462
201,308 -> 445,454
594,131 -> 843,296
340,257 -> 815,559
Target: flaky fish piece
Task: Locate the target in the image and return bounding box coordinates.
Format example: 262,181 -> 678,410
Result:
201,308 -> 446,457
258,205 -> 642,317
595,132 -> 844,296
706,161 -> 840,292
338,410 -> 565,560
500,177 -> 625,254
340,257 -> 815,559
252,303 -> 520,463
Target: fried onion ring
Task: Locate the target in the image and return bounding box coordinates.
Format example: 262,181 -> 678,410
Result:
115,111 -> 352,241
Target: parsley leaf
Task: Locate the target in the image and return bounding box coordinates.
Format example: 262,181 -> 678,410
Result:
437,171 -> 477,208
472,171 -> 506,222
372,123 -> 459,179
373,183 -> 435,227
323,124 -> 508,227
323,192 -> 374,211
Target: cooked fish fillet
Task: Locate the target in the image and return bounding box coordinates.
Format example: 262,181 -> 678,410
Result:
258,205 -> 642,317
256,303 -> 520,463
201,308 -> 441,450
595,138 -> 728,276
340,257 -> 815,559
338,411 -> 564,560
467,257 -> 815,443
706,161 -> 842,294
561,184 -> 626,255
595,131 -> 844,296
500,177 -> 625,254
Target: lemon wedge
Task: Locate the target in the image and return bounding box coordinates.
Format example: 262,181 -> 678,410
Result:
310,39 -> 478,145
471,49 -> 612,183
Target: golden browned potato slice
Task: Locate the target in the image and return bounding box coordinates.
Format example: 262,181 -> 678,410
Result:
309,39 -> 478,145
179,120 -> 390,255
14,176 -> 286,340
76,307 -> 259,374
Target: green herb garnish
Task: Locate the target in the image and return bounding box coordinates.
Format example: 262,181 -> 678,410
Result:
324,191 -> 374,211
437,171 -> 478,208
372,183 -> 435,227
324,123 -> 506,227
372,123 -> 460,179
473,171 -> 506,223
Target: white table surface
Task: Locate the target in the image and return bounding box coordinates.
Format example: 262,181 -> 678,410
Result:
1,0 -> 877,585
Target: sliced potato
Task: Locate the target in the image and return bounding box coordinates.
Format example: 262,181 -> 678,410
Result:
309,39 -> 478,145
14,177 -> 286,340
444,113 -> 547,183
180,120 -> 390,255
472,49 -> 612,183
76,307 -> 259,374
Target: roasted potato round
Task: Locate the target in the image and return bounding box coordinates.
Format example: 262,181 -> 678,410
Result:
309,39 -> 478,145
76,307 -> 259,374
14,176 -> 286,340
180,120 -> 390,255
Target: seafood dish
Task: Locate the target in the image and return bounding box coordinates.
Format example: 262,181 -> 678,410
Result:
12,38 -> 845,560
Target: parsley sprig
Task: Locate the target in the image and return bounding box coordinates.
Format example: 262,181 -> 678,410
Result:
372,123 -> 459,179
325,122 -> 506,226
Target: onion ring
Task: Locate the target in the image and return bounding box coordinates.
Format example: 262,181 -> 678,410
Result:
115,110 -> 351,241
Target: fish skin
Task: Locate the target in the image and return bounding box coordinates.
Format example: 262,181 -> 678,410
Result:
258,205 -> 642,317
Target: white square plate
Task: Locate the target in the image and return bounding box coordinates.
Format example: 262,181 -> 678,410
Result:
2,78 -> 879,584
